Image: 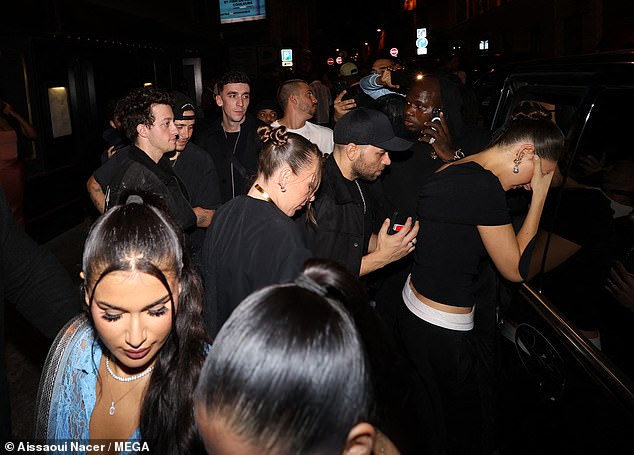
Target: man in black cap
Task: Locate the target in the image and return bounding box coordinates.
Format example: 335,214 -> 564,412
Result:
166,92 -> 222,264
303,107 -> 419,277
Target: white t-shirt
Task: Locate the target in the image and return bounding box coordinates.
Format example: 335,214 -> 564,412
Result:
271,120 -> 334,156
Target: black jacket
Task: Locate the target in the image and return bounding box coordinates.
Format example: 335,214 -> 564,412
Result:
104,146 -> 196,231
195,114 -> 264,203
302,156 -> 377,276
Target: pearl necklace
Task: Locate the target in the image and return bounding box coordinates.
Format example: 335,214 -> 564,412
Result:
105,355 -> 155,383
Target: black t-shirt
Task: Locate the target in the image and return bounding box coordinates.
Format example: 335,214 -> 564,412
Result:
201,196 -> 313,337
194,115 -> 264,204
381,141 -> 443,218
171,142 -> 222,211
171,142 -> 223,264
411,161 -> 510,307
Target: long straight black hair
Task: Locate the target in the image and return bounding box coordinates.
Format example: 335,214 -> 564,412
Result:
83,194 -> 208,454
195,259 -> 373,454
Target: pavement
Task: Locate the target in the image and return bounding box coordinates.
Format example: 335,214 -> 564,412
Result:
7,217 -> 93,438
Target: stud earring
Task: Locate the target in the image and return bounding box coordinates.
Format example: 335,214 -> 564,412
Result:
280,186 -> 286,192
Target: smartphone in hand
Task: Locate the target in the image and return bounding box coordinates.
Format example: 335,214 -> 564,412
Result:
420,107 -> 443,142
388,210 -> 408,235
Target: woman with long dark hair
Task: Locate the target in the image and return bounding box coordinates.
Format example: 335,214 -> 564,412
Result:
398,109 -> 565,454
37,194 -> 208,454
195,259 -> 375,455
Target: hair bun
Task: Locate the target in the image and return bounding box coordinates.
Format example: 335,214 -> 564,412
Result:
511,100 -> 552,122
258,125 -> 289,146
294,274 -> 328,296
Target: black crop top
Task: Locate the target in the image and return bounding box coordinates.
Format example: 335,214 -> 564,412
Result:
411,161 -> 511,307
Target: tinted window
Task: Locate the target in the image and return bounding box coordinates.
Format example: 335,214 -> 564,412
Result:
529,88 -> 634,380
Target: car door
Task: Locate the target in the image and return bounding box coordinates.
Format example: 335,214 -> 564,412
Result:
493,76 -> 634,454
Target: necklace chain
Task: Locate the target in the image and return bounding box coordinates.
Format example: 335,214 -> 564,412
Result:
107,377 -> 145,416
354,180 -> 366,214
104,356 -> 152,416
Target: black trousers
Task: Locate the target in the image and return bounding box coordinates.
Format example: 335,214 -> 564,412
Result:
396,303 -> 483,455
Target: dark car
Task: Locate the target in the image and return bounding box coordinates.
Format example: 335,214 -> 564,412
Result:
480,51 -> 634,454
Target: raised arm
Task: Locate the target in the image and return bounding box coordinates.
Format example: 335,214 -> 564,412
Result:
478,156 -> 554,282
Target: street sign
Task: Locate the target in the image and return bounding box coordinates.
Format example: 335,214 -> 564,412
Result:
416,28 -> 428,55
281,49 -> 293,62
281,48 -> 293,67
390,47 -> 398,57
416,38 -> 428,49
327,57 -> 334,65
335,56 -> 343,64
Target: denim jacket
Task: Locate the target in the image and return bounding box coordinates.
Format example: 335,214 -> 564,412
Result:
44,316 -> 140,453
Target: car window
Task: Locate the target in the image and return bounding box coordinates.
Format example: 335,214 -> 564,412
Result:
493,84 -> 586,137
527,88 -> 634,381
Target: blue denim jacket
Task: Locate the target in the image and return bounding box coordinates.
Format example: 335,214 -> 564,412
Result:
47,320 -> 141,452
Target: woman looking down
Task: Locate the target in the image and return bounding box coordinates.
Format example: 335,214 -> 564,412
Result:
398,108 -> 565,454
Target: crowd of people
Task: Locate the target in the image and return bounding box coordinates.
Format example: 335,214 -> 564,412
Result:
1,53 -> 632,455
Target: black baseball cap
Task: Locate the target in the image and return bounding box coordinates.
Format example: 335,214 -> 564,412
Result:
334,108 -> 412,151
171,92 -> 197,120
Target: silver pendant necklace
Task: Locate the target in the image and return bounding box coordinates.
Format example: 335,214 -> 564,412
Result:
105,356 -> 154,416
354,180 -> 367,214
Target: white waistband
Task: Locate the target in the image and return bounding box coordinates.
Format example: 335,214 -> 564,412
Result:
402,275 -> 474,331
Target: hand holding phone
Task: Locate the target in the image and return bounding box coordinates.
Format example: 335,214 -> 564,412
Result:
425,107 -> 443,144
388,210 -> 408,235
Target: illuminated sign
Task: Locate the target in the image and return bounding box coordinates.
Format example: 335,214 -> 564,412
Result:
416,28 -> 428,55
219,0 -> 266,24
281,48 -> 293,67
390,47 -> 398,57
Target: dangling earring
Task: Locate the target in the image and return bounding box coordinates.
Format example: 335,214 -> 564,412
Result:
512,157 -> 521,174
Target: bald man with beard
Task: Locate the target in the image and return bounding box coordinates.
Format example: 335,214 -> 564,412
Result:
381,74 -> 489,217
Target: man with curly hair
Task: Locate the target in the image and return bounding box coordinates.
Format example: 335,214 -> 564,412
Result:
86,87 -> 196,231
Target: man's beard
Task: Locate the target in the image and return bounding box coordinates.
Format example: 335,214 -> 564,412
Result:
352,165 -> 380,183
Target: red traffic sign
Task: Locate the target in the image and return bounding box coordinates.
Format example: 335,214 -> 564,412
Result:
389,47 -> 398,57
335,56 -> 343,64
327,57 -> 334,66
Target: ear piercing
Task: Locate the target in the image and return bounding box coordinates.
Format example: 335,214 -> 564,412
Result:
512,157 -> 521,174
